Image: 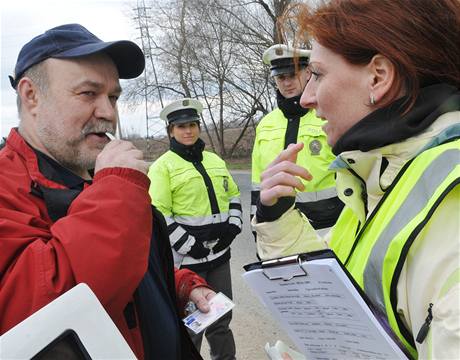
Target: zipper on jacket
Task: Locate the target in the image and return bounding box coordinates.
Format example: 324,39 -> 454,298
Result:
416,303 -> 433,344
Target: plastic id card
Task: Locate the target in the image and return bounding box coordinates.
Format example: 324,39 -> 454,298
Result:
182,292 -> 235,334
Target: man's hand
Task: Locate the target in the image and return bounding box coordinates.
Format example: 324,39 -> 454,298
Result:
189,286 -> 216,313
95,139 -> 150,174
259,143 -> 312,206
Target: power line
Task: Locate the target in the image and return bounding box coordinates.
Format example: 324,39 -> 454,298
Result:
134,0 -> 165,138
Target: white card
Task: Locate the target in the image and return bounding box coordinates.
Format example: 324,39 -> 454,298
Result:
182,292 -> 235,334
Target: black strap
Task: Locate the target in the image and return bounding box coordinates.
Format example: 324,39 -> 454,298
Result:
192,161 -> 220,215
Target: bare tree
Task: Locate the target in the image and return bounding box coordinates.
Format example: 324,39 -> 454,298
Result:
125,0 -> 293,158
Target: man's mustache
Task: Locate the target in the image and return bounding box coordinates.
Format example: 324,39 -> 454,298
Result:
81,122 -> 116,137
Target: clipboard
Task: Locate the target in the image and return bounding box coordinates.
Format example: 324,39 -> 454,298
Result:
243,250 -> 411,360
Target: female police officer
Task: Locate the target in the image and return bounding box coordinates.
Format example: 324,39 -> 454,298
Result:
148,98 -> 241,360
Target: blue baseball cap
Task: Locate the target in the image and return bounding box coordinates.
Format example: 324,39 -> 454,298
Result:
9,23 -> 145,89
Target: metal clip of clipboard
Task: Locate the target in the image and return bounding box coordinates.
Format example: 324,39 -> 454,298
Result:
261,254 -> 308,281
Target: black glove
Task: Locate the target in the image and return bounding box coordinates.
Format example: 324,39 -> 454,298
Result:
227,222 -> 242,237
213,223 -> 241,253
188,241 -> 211,259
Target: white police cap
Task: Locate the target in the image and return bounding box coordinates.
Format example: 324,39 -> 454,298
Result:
262,44 -> 311,76
160,98 -> 203,125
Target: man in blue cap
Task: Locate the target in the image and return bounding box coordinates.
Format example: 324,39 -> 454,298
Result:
0,24 -> 213,359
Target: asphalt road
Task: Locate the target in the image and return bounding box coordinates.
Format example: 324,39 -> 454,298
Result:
201,170 -> 295,360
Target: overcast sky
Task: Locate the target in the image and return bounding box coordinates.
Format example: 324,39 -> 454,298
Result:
0,0 -> 159,138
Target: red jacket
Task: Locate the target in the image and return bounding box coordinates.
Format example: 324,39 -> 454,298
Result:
0,129 -> 206,359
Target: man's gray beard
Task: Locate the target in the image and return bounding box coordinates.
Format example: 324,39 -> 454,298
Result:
47,138 -> 98,175
37,120 -> 115,176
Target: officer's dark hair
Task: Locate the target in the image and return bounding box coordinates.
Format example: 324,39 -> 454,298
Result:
166,121 -> 201,139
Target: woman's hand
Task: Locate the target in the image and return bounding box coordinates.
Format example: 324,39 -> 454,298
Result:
259,143 -> 312,206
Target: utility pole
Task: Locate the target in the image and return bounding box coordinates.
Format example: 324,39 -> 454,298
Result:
134,0 -> 165,138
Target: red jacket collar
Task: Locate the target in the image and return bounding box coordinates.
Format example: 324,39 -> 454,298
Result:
5,128 -> 67,189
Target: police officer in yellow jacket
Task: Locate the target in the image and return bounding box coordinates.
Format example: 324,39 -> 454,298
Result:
251,44 -> 343,236
148,98 -> 241,360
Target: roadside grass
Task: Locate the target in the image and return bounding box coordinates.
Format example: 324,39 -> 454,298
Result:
226,157 -> 251,170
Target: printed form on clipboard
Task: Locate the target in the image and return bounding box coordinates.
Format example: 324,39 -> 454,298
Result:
243,249 -> 411,360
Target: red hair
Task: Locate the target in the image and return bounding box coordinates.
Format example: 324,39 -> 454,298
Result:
289,0 -> 460,111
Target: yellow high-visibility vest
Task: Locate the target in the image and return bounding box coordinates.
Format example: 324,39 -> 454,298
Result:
330,139 -> 460,358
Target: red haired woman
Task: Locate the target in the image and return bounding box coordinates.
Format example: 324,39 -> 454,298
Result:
254,0 -> 460,358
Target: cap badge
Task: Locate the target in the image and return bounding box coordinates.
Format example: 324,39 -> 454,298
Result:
182,99 -> 189,106
275,48 -> 283,56
309,139 -> 322,155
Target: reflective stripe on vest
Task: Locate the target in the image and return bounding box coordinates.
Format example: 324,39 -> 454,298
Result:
251,183 -> 261,192
330,140 -> 460,358
364,148 -> 460,313
296,187 -> 338,203
174,213 -> 229,226
363,147 -> 459,358
250,183 -> 338,215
